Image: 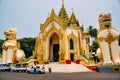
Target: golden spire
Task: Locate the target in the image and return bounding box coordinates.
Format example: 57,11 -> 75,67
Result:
62,0 -> 64,7
58,0 -> 69,23
70,10 -> 79,25
50,8 -> 56,18
70,12 -> 76,22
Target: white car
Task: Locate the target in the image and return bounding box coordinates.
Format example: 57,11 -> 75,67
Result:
27,65 -> 45,74
0,63 -> 11,72
11,63 -> 27,72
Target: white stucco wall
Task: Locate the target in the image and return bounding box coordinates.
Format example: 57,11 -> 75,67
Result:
54,21 -> 61,30
66,28 -> 78,38
45,21 -> 61,32
45,23 -> 52,32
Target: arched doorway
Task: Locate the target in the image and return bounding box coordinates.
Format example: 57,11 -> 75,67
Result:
70,39 -> 75,62
49,32 -> 59,62
70,39 -> 74,50
70,53 -> 74,61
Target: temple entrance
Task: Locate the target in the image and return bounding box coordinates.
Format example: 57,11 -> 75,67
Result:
53,44 -> 59,62
49,32 -> 59,62
70,53 -> 74,62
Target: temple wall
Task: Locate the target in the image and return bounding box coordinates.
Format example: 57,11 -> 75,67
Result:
66,28 -> 78,37
45,21 -> 61,32
45,23 -> 51,32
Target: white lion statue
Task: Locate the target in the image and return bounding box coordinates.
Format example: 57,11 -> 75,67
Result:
2,28 -> 25,64
96,13 -> 120,65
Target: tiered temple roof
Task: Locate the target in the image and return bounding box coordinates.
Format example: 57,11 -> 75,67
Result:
43,0 -> 79,28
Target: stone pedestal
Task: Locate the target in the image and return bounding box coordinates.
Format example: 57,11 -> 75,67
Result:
66,60 -> 71,64
97,65 -> 120,72
59,59 -> 66,64
76,59 -> 80,64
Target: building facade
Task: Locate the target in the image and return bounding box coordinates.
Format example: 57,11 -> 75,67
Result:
34,2 -> 90,64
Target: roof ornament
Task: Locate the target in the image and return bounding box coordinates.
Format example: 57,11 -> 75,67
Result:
62,0 -> 64,7
72,8 -> 74,12
48,13 -> 50,17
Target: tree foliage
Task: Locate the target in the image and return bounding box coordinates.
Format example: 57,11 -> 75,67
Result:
89,40 -> 99,52
88,26 -> 98,52
88,26 -> 97,39
0,39 -> 4,54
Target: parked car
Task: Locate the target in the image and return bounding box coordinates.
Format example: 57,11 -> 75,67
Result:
0,63 -> 11,72
27,65 -> 45,74
11,63 -> 27,72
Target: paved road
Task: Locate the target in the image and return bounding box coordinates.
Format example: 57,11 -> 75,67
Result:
0,72 -> 120,80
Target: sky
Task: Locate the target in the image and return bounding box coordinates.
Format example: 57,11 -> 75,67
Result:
0,0 -> 120,39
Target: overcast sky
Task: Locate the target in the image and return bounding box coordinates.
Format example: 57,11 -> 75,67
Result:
0,0 -> 120,39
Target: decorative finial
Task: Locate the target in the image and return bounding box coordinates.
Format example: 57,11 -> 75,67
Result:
62,0 -> 64,7
48,13 -> 50,17
72,8 -> 73,12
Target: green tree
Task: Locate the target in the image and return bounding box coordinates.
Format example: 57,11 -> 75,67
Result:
88,26 -> 97,39
0,39 -> 4,54
90,40 -> 99,52
88,26 -> 98,52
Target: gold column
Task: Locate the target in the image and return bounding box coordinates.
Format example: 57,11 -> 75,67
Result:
59,32 -> 66,64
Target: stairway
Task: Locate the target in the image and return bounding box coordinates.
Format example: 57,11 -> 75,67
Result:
42,62 -> 92,73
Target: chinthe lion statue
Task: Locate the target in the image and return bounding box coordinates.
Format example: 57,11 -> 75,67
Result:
96,13 -> 120,65
2,28 -> 25,64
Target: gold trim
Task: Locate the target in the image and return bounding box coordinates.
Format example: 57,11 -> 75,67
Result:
67,32 -> 77,60
98,32 -> 118,43
40,9 -> 66,31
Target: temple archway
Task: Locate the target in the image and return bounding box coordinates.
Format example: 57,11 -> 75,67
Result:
49,32 -> 59,62
69,38 -> 75,62
70,39 -> 74,50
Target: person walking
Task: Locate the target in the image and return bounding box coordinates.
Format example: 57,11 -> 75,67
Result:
48,64 -> 51,73
0,69 -> 1,73
33,63 -> 37,74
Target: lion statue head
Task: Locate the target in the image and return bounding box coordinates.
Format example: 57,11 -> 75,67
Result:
4,28 -> 17,40
98,13 -> 111,29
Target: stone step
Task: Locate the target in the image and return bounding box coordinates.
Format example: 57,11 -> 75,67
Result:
42,62 -> 92,73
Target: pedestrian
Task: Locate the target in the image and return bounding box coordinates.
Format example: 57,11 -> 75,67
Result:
33,63 -> 37,74
0,69 -> 1,73
48,64 -> 51,73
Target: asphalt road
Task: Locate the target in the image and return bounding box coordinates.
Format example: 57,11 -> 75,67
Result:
0,72 -> 120,80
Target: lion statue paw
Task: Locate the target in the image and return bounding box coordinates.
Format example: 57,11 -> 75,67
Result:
103,61 -> 113,65
114,61 -> 120,65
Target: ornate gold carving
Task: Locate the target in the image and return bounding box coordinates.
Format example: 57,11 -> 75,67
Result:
17,42 -> 20,49
46,22 -> 61,39
39,53 -> 44,61
98,32 -> 118,43
98,13 -> 111,29
3,45 -> 8,50
105,32 -> 116,43
68,32 -> 77,42
3,45 -> 17,50
40,9 -> 66,31
59,51 -> 65,60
